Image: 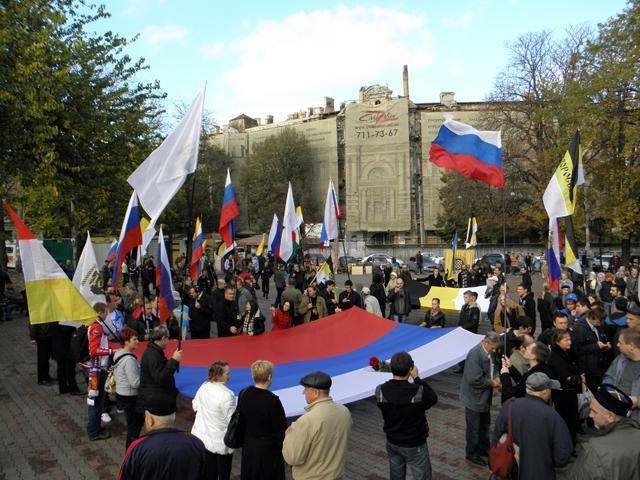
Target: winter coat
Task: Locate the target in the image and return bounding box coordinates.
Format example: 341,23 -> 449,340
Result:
493,396 -> 573,480
114,349 -> 140,397
460,342 -> 495,412
282,397 -> 352,480
191,381 -> 236,455
557,418 -> 640,480
369,282 -> 387,315
137,342 -> 179,414
388,287 -> 412,316
297,295 -> 328,323
271,308 -> 293,330
459,302 -> 480,333
603,353 -> 640,422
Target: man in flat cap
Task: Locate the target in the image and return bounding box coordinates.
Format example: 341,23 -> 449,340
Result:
492,372 -> 573,479
558,384 -> 640,480
283,371 -> 352,479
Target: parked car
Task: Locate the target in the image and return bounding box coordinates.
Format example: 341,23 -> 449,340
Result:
338,255 -> 362,272
361,253 -> 405,267
408,256 -> 443,274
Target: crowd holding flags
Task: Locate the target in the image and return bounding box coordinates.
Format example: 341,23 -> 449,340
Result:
190,217 -> 206,280
543,131 -> 585,290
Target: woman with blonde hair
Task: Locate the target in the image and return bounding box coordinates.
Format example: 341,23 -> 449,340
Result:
236,360 -> 287,480
385,271 -> 398,295
191,361 -> 235,480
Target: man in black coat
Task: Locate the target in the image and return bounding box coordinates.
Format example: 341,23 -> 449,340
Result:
370,273 -> 388,318
517,283 -> 537,330
458,265 -> 472,288
387,277 -> 412,323
136,325 -> 182,416
217,288 -> 241,337
376,351 -> 438,479
338,280 -> 363,311
51,323 -> 82,395
425,267 -> 446,291
492,372 -> 572,479
187,286 -> 213,339
459,291 -> 481,333
571,309 -> 611,391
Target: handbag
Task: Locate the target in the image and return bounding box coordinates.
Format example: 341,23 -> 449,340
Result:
489,401 -> 516,478
224,389 -> 246,448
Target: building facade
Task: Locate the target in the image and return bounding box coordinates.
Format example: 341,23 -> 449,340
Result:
209,68 -> 496,245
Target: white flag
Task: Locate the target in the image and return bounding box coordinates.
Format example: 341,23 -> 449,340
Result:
267,214 -> 279,253
320,179 -> 340,245
73,232 -> 106,307
127,85 -> 206,225
279,183 -> 300,263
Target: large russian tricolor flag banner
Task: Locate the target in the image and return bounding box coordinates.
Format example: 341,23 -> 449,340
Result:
429,119 -> 504,188
147,308 -> 482,417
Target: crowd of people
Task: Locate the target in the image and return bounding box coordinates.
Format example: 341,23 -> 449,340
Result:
3,246 -> 640,480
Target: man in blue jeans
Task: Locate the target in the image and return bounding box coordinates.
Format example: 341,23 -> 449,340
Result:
376,351 -> 438,480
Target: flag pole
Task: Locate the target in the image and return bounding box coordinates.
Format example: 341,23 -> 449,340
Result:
155,224 -> 162,329
178,171 -> 197,352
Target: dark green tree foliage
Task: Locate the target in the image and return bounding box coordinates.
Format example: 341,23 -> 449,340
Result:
239,127 -> 317,232
0,1 -> 164,241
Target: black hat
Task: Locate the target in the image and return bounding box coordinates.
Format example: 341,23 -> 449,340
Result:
627,301 -> 640,316
300,371 -> 332,390
145,399 -> 176,417
593,384 -> 633,417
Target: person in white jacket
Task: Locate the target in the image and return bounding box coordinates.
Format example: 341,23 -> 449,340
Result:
362,287 -> 383,316
191,360 -> 236,480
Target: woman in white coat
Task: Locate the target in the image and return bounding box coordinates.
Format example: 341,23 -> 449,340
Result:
192,361 -> 236,480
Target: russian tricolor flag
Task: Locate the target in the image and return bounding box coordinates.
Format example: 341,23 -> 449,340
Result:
219,169 -> 240,249
112,192 -> 142,288
156,226 -> 175,323
105,239 -> 118,263
429,119 -> 504,188
267,213 -> 282,258
190,217 -> 205,280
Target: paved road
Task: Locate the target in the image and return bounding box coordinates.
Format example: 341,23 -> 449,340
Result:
0,271 -> 539,479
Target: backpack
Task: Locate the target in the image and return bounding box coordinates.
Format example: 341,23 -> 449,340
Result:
69,325 -> 89,363
105,353 -> 136,397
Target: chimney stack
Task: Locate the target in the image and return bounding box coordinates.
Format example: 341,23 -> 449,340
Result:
402,65 -> 409,98
324,97 -> 335,113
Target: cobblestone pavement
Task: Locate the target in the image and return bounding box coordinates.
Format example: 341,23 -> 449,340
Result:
0,272 -> 534,480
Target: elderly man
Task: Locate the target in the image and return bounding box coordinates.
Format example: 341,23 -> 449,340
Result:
460,332 -> 502,466
118,401 -> 208,479
283,371 -> 352,479
603,327 -> 640,421
558,384 -> 639,480
493,372 -> 573,479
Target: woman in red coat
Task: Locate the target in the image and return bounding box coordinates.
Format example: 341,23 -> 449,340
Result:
270,301 -> 293,330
